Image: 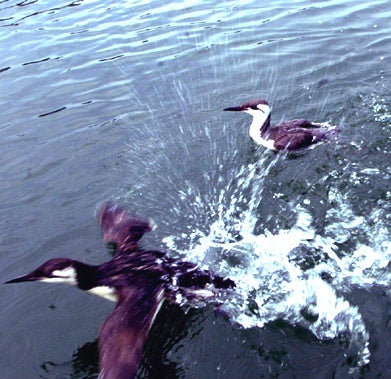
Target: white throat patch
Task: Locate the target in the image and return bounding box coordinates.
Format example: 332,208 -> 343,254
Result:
87,286 -> 118,302
246,107 -> 275,149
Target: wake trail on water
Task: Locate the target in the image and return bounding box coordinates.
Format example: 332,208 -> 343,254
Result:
162,151 -> 390,372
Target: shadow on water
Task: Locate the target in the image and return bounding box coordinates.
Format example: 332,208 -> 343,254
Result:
37,303 -> 198,378
38,284 -> 391,378
38,289 -> 390,378
39,342 -> 99,379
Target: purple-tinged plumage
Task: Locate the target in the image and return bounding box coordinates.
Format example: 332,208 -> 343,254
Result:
96,202 -> 154,256
5,203 -> 235,379
224,98 -> 340,151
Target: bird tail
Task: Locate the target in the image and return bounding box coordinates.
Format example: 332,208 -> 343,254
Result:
96,202 -> 155,250
174,269 -> 236,306
317,122 -> 342,137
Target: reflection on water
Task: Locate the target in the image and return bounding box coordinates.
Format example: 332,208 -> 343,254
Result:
1,0 -> 390,377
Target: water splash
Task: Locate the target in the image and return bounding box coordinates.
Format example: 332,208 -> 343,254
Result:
368,93 -> 391,125
162,154 -> 390,371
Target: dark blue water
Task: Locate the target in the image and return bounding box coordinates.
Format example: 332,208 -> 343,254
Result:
1,0 -> 390,378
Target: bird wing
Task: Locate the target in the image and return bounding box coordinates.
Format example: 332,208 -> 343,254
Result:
277,119 -> 320,129
96,202 -> 154,256
273,130 -> 316,151
98,285 -> 165,379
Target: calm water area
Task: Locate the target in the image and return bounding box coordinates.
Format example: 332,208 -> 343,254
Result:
0,0 -> 390,378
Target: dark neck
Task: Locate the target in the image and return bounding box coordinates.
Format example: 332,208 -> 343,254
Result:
260,113 -> 271,135
73,261 -> 100,291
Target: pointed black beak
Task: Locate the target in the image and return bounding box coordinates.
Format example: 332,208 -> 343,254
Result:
4,272 -> 38,284
223,106 -> 244,112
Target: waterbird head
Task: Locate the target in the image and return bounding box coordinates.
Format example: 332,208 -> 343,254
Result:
4,258 -> 80,286
224,99 -> 270,117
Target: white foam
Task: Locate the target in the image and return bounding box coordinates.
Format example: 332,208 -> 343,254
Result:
162,157 -> 390,370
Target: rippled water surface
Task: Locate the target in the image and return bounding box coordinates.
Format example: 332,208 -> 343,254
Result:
1,0 -> 390,378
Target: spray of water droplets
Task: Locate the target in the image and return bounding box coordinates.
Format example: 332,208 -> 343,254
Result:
162,151 -> 390,370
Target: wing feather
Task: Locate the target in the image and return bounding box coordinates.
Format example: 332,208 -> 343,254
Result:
98,285 -> 164,379
96,202 -> 154,256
